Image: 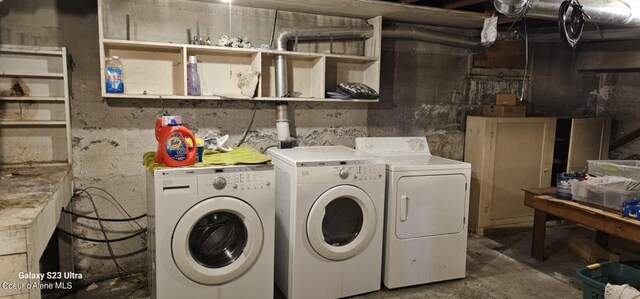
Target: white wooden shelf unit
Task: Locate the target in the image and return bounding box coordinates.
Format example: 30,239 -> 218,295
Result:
0,45 -> 72,165
97,3 -> 381,103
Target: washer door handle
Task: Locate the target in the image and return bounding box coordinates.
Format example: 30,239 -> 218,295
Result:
400,195 -> 409,222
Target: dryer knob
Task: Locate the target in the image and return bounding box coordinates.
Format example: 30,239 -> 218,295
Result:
213,177 -> 227,190
339,167 -> 349,179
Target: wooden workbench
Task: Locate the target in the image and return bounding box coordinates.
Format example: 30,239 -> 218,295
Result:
523,187 -> 640,261
0,165 -> 73,299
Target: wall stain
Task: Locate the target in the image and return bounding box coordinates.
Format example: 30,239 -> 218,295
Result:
80,138 -> 120,151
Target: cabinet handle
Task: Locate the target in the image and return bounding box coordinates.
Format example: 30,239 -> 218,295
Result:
543,168 -> 549,173
400,195 -> 409,222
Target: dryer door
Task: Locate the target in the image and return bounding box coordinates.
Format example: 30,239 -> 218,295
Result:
395,174 -> 466,239
306,185 -> 377,261
172,196 -> 263,285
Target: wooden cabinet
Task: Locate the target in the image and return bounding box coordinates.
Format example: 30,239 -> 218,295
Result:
464,116 -> 611,235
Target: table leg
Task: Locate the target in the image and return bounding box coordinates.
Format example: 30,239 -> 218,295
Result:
58,202 -> 75,278
595,230 -> 610,250
532,210 -> 547,261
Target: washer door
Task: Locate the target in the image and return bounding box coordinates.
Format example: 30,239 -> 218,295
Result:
306,185 -> 377,261
172,196 -> 263,285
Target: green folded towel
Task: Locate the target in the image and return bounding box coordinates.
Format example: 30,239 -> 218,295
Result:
143,147 -> 271,173
202,147 -> 271,165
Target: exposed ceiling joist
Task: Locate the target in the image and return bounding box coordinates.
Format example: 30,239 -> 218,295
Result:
209,0 -> 488,28
444,0 -> 490,9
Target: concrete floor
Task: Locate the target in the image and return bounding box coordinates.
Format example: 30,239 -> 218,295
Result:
55,224 -> 619,299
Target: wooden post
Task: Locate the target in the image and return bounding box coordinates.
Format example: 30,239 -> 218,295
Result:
532,210 -> 547,261
595,230 -> 610,250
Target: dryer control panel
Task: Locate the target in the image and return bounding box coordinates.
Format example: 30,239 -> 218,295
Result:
297,163 -> 385,185
199,172 -> 273,192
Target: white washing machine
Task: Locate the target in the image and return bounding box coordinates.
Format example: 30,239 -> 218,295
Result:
267,146 -> 386,299
146,165 -> 274,299
356,137 -> 471,289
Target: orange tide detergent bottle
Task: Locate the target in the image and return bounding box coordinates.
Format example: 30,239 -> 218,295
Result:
155,115 -> 196,166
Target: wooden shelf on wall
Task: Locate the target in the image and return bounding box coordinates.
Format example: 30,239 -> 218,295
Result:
0,45 -> 64,56
0,96 -> 66,102
100,38 -> 382,102
0,45 -> 72,165
0,120 -> 68,126
98,1 -> 382,103
253,97 -> 378,103
0,72 -> 65,79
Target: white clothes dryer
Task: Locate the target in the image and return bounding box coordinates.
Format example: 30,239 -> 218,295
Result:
356,137 -> 471,289
267,146 -> 385,299
146,165 -> 274,299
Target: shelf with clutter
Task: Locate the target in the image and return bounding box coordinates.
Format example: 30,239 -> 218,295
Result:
98,0 -> 381,103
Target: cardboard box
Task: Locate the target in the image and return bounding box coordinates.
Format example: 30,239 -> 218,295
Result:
496,94 -> 517,106
481,105 -> 526,117
569,235 -> 620,263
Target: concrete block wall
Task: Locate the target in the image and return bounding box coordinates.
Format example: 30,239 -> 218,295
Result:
1,0 -> 639,277
0,0 -> 369,277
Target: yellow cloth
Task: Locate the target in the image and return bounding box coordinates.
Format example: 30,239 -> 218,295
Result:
201,147 -> 271,165
143,147 -> 271,172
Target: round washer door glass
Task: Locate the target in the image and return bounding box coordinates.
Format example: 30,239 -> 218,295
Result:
322,197 -> 363,246
172,197 -> 263,285
188,212 -> 247,268
307,185 -> 377,261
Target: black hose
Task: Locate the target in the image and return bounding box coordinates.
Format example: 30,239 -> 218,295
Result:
62,208 -> 146,222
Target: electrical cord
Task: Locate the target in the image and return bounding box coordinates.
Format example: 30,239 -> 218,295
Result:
77,190 -> 127,280
75,188 -> 146,243
521,17 -> 529,102
62,208 -> 146,222
82,192 -> 147,243
261,144 -> 278,154
81,187 -> 146,232
236,102 -> 258,147
75,190 -> 141,284
270,10 -> 279,49
57,227 -> 147,243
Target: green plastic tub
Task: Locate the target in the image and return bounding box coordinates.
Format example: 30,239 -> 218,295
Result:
576,262 -> 640,299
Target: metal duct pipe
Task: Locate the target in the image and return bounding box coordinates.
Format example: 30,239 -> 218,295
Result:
276,103 -> 289,142
494,0 -> 640,27
528,27 -> 640,42
274,26 -> 374,97
273,25 -> 373,147
382,26 -> 484,52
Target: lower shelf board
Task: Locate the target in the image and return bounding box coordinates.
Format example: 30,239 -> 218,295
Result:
0,96 -> 66,102
102,93 -> 379,103
0,120 -> 67,126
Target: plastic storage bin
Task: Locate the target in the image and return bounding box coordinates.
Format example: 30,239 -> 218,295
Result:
571,180 -> 589,202
604,188 -> 640,211
587,185 -> 605,206
588,160 -> 640,180
576,262 -> 640,299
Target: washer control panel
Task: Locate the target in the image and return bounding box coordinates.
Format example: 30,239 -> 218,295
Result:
201,172 -> 273,192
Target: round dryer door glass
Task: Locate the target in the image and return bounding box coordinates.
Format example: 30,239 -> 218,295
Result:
307,185 -> 378,261
172,196 -> 263,285
189,212 -> 248,268
322,197 -> 363,246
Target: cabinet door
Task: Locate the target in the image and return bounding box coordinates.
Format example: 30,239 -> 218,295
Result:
489,118 -> 556,222
567,117 -> 611,173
